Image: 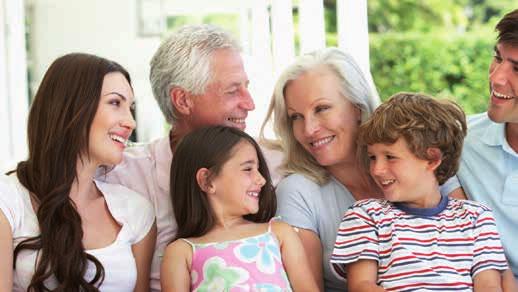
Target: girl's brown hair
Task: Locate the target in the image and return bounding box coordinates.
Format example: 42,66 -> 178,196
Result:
170,126 -> 276,240
11,53 -> 131,291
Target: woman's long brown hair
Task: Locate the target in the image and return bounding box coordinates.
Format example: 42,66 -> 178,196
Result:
10,53 -> 131,291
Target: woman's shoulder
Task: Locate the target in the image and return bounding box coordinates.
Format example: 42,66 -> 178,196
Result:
94,180 -> 155,241
94,179 -> 153,211
276,173 -> 323,192
0,174 -> 28,206
0,174 -> 30,234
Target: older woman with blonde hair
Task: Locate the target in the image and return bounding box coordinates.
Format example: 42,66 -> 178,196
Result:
260,47 -> 383,291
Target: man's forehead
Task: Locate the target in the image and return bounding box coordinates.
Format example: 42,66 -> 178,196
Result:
495,43 -> 518,64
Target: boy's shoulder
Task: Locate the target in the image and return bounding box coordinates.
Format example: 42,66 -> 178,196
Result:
353,198 -> 389,207
350,198 -> 394,214
449,197 -> 493,213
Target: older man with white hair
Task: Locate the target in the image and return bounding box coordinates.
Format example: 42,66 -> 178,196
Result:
102,24 -> 257,291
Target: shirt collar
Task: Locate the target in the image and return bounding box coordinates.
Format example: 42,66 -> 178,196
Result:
154,136 -> 173,193
481,121 -> 518,157
394,194 -> 449,217
481,120 -> 506,147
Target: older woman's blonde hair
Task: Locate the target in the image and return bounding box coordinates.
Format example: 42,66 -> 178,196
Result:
260,47 -> 380,185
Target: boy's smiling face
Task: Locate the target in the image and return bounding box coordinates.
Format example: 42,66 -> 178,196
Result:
367,137 -> 442,208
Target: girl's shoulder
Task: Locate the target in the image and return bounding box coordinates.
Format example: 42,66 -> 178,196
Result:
269,218 -> 297,243
162,238 -> 194,273
164,238 -> 193,261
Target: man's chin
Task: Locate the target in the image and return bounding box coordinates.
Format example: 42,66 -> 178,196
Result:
487,108 -> 508,124
225,121 -> 246,130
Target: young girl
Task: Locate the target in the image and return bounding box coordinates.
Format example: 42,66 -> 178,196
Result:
161,126 -> 317,291
0,53 -> 156,291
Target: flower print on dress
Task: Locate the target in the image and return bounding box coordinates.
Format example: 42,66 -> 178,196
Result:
233,233 -> 282,274
252,283 -> 289,292
195,257 -> 250,292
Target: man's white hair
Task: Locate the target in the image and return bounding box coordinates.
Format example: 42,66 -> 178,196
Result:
150,24 -> 241,124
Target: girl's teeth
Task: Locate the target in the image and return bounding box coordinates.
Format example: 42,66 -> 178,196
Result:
381,179 -> 395,186
247,191 -> 259,197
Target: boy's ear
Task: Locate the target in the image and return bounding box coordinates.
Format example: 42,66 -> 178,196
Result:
196,168 -> 215,194
170,87 -> 194,115
426,147 -> 442,171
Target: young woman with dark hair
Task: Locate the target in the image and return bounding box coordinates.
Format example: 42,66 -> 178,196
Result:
0,53 -> 156,291
161,126 -> 317,291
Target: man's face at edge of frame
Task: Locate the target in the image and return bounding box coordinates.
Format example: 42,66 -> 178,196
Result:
487,42 -> 518,124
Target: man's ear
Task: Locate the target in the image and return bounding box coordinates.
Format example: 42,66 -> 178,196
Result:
170,87 -> 194,115
426,147 -> 442,171
196,168 -> 215,194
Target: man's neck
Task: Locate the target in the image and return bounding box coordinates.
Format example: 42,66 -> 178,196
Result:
169,122 -> 191,153
505,122 -> 518,153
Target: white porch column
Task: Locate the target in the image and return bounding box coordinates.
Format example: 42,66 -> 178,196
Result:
337,0 -> 378,100
271,0 -> 295,76
298,0 -> 326,54
1,0 -> 29,172
246,1 -> 273,137
250,1 -> 272,72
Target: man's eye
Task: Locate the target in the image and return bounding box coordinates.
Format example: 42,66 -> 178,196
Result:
494,55 -> 503,63
226,89 -> 239,95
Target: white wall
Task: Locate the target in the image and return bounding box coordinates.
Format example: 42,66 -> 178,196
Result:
30,0 -> 165,143
1,0 -> 29,173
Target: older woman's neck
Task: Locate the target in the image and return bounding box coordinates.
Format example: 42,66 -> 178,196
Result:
327,162 -> 382,200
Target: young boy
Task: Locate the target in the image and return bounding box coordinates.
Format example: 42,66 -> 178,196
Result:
330,92 -> 508,291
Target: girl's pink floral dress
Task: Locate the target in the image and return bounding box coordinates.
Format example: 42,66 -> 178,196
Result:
181,219 -> 292,291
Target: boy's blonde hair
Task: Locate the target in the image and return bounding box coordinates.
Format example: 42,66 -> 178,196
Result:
358,92 -> 467,184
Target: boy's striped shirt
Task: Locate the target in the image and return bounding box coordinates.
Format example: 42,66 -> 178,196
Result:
330,197 -> 508,291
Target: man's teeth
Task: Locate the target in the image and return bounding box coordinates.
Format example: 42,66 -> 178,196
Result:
109,134 -> 127,145
494,91 -> 514,99
380,179 -> 396,186
228,118 -> 245,124
247,191 -> 259,197
311,136 -> 334,147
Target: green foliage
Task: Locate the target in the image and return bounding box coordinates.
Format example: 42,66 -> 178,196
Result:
367,0 -> 469,33
369,31 -> 495,114
466,0 -> 516,28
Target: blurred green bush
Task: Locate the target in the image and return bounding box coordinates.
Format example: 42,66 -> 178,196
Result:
369,31 -> 495,114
